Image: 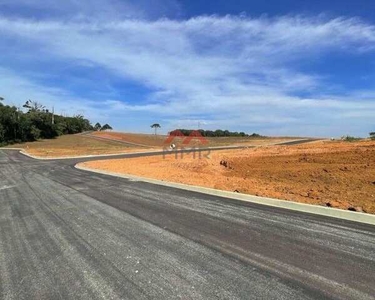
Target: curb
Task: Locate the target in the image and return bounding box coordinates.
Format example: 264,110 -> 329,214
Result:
75,164 -> 375,226
18,150 -> 158,160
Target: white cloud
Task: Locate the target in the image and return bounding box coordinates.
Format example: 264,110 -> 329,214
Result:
0,0 -> 181,20
0,68 -> 104,120
1,15 -> 375,136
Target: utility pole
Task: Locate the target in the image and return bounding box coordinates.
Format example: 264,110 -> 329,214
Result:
52,106 -> 55,125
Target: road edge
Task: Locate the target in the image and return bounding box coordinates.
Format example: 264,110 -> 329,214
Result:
0,138 -> 313,160
75,164 -> 375,226
1,148 -> 162,160
1,146 -> 248,160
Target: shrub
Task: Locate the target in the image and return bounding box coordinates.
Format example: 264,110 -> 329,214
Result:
341,135 -> 362,142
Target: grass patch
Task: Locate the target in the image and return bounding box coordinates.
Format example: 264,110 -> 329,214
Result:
2,134 -> 140,157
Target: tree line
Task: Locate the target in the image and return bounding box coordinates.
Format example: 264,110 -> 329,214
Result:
169,129 -> 262,138
0,98 -> 111,146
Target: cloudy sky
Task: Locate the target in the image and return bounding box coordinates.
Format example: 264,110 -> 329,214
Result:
1,0 -> 375,137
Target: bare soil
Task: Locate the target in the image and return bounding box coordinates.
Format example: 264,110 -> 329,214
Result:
81,140 -> 375,214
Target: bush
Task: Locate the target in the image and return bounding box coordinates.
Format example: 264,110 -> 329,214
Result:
341,135 -> 362,142
30,125 -> 41,140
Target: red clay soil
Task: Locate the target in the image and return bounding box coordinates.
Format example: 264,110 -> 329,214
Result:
80,140 -> 375,214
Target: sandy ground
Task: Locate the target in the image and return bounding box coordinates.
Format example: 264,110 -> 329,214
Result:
81,140 -> 375,214
3,134 -> 144,157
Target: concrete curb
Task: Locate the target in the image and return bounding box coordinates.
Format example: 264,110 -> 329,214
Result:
75,164 -> 375,226
18,150 -> 159,160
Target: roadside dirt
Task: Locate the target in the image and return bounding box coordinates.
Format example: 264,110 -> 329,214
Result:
81,140 -> 375,214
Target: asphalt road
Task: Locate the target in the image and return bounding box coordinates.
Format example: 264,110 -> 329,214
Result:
0,149 -> 375,300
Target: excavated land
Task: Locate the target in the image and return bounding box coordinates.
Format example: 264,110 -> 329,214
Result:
81,140 -> 375,214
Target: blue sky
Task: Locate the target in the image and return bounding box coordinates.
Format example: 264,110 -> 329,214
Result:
1,1 -> 375,137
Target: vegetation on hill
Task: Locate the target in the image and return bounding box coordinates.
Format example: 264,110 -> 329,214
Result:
0,98 -> 96,146
169,129 -> 262,138
341,135 -> 362,142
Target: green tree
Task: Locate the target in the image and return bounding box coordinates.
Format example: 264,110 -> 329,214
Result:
214,129 -> 224,137
94,122 -> 102,131
0,123 -> 5,144
0,98 -> 95,146
101,124 -> 113,131
151,123 -> 161,135
30,125 -> 41,140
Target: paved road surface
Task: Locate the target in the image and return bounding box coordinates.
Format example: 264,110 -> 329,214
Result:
0,150 -> 374,300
